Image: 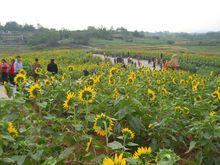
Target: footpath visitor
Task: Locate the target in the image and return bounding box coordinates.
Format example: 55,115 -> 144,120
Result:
32,58 -> 41,81
0,59 -> 9,84
47,59 -> 58,74
83,69 -> 89,76
160,53 -> 163,69
170,54 -> 180,70
164,54 -> 180,70
14,56 -> 23,75
9,59 -> 15,85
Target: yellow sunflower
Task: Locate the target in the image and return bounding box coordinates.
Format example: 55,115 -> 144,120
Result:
78,86 -> 96,104
93,113 -> 114,136
113,88 -> 120,99
86,77 -> 97,87
213,87 -> 220,101
44,79 -> 51,86
14,73 -> 27,85
209,111 -> 216,118
109,67 -> 118,76
161,87 -> 169,96
29,84 -> 40,99
126,77 -> 134,85
63,91 -> 75,110
129,71 -> 136,80
7,122 -> 18,137
103,154 -> 126,165
35,67 -> 42,74
192,82 -> 200,92
108,76 -> 115,86
179,79 -> 186,86
133,146 -> 152,159
147,88 -> 156,101
122,128 -> 135,140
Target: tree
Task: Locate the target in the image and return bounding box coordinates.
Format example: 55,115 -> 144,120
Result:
4,21 -> 22,31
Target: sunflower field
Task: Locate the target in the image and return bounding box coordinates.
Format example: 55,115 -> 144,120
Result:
0,49 -> 220,165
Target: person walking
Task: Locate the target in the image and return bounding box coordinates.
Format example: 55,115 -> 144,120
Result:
9,59 -> 15,85
32,58 -> 41,81
47,59 -> 58,74
160,53 -> 163,70
170,54 -> 180,70
0,59 -> 9,84
14,56 -> 23,75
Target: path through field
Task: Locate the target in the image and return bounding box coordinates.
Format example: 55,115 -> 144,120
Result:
93,54 -> 161,70
0,85 -> 8,99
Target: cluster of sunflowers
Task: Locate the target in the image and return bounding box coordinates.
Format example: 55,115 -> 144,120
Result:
0,49 -> 220,164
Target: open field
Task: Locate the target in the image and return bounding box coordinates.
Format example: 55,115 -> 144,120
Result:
0,49 -> 219,164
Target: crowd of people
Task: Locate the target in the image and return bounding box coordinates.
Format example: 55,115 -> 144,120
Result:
0,57 -> 58,85
109,53 -> 180,70
0,53 -> 180,85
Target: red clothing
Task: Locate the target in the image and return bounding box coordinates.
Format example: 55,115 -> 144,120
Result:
1,62 -> 9,73
9,62 -> 14,75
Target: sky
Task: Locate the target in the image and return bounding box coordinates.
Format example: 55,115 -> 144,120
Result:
0,0 -> 220,33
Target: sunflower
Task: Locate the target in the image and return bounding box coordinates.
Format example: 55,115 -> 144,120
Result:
109,67 -> 118,76
147,88 -> 156,101
29,84 -> 41,99
161,87 -> 168,96
129,71 -> 136,80
19,69 -> 26,75
14,73 -> 27,85
63,91 -> 75,110
86,77 -> 97,87
172,78 -> 176,84
78,86 -> 96,104
102,154 -> 126,165
209,111 -> 216,118
133,146 -> 152,159
192,82 -> 200,92
194,95 -> 202,102
44,79 -> 51,86
108,76 -> 115,86
68,65 -> 75,71
212,87 -> 220,101
157,79 -> 161,84
175,106 -> 189,114
7,122 -> 18,137
93,113 -> 114,136
85,137 -> 93,152
126,77 -> 134,85
61,73 -> 66,81
148,123 -> 153,128
35,67 -> 42,74
122,128 -> 135,140
179,79 -> 186,86
113,88 -> 120,99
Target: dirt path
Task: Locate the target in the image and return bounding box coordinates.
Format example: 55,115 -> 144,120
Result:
0,85 -> 9,99
93,54 -> 161,70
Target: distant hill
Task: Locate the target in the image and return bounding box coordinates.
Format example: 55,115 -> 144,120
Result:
0,21 -> 220,55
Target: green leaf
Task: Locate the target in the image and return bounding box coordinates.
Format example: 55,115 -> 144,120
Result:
31,150 -> 44,161
127,142 -> 139,147
115,106 -> 130,120
186,141 -> 196,153
11,155 -> 26,165
19,127 -> 27,133
107,141 -> 124,150
0,146 -> 3,156
73,124 -> 83,131
37,102 -> 47,108
126,158 -> 138,165
58,147 -> 73,160
128,115 -> 145,135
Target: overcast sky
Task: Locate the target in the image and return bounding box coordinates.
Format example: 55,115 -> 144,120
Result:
0,0 -> 220,32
